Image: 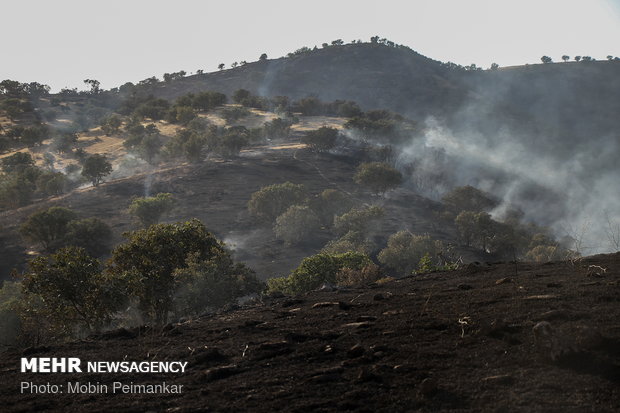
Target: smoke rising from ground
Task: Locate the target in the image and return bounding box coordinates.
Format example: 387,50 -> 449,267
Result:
396,115 -> 620,255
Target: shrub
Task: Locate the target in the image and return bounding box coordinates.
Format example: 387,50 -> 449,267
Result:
20,207 -> 77,251
215,130 -> 249,158
81,154 -> 112,186
302,127 -> 338,152
309,189 -> 354,226
0,173 -> 36,209
321,230 -> 372,254
441,185 -> 498,215
35,171 -> 68,196
262,118 -> 291,139
274,205 -> 321,245
129,193 -> 176,228
248,182 -> 307,222
377,231 -> 444,275
267,251 -> 373,295
100,114 -> 122,136
64,218 -> 112,257
333,205 -> 384,236
52,132 -> 78,153
1,152 -> 34,173
221,106 -> 251,123
22,247 -> 124,333
107,219 -> 226,324
354,162 -> 402,195
173,250 -> 263,317
335,263 -> 381,286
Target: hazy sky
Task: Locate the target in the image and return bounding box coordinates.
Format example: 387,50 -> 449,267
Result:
2,0 -> 619,91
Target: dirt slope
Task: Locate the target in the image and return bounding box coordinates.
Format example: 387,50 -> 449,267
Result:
2,253 -> 619,412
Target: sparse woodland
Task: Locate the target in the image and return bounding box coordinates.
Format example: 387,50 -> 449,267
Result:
0,39 -> 619,348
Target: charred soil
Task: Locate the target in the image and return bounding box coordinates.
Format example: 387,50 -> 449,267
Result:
2,253 -> 619,412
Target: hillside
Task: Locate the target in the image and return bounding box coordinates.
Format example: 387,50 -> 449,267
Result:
145,43 -> 467,118
2,252 -> 619,412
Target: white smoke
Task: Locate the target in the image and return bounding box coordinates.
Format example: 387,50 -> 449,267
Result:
397,116 -> 620,255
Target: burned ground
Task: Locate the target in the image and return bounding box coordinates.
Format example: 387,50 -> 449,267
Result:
0,144 -> 444,281
1,253 -> 619,412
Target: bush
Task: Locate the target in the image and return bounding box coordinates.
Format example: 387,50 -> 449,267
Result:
107,219 -> 226,324
221,106 -> 251,123
267,251 -> 373,295
173,250 -> 263,317
335,263 -> 381,286
52,132 -> 78,154
248,182 -> 307,222
81,154 -> 112,186
321,230 -> 372,254
20,207 -> 77,251
1,152 -> 34,173
333,205 -> 384,236
377,231 -> 444,275
354,162 -> 402,195
0,173 -> 36,209
100,114 -> 122,136
302,127 -> 338,152
309,189 -> 354,226
64,218 -> 112,257
274,205 -> 321,245
35,171 -> 68,196
128,193 -> 176,228
263,118 -> 291,139
22,247 -> 124,333
441,185 -> 498,215
215,130 -> 249,158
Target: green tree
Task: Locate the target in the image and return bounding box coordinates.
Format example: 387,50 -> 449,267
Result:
267,251 -> 372,295
20,207 -> 77,251
262,118 -> 291,139
248,182 -> 307,222
232,89 -> 251,104
354,162 -> 402,195
22,247 -> 123,333
81,154 -> 112,186
1,152 -> 34,173
309,189 -> 354,226
216,130 -> 249,158
100,115 -> 122,136
441,185 -> 498,215
218,63 -> 225,70
334,205 -> 384,236
562,55 -> 570,62
83,79 -> 101,94
52,132 -> 78,153
129,193 -> 176,227
540,56 -> 553,64
377,231 -> 444,275
259,53 -> 268,61
107,219 -> 226,324
173,250 -> 263,317
138,134 -> 163,164
64,218 -> 112,257
302,127 -> 338,152
35,171 -> 68,196
0,174 -> 36,209
274,205 -> 321,245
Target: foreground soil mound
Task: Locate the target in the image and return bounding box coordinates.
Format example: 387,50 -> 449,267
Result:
2,253 -> 619,412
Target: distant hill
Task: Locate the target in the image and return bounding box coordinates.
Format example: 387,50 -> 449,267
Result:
141,43 -> 620,140
142,43 -> 468,118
